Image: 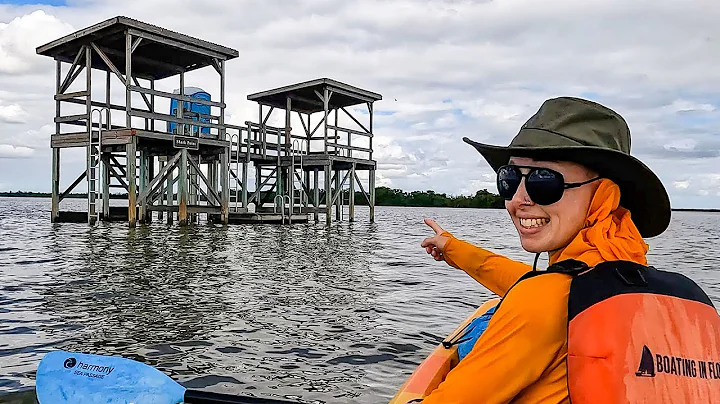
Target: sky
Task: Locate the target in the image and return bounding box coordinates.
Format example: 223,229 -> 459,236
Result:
0,0 -> 719,209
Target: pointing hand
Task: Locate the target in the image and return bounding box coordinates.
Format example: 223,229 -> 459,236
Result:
420,218 -> 451,261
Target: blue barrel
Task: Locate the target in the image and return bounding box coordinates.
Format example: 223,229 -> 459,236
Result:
168,87 -> 212,137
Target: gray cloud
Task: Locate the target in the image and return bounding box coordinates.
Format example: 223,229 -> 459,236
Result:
1,1 -> 719,208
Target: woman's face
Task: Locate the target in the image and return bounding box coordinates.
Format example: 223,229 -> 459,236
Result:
504,156 -> 600,256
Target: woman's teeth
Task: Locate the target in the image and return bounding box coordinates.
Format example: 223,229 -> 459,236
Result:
519,218 -> 549,228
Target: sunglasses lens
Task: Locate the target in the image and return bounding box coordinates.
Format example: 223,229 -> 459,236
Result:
526,168 -> 564,205
497,166 -> 521,200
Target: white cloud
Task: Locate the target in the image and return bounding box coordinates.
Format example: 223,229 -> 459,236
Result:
0,103 -> 29,123
0,144 -> 33,158
0,0 -> 719,208
668,99 -> 716,113
0,10 -> 74,74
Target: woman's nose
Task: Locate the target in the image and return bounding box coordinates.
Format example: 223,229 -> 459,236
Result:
510,178 -> 532,205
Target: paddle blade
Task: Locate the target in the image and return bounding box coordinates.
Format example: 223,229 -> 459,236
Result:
36,350 -> 186,404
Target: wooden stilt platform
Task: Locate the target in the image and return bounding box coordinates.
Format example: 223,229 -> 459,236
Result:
37,16 -> 382,226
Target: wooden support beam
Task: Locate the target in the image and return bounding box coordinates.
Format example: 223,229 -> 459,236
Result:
334,169 -> 341,221
188,153 -> 222,205
127,28 -> 229,61
125,33 -> 132,128
354,170 -> 370,206
127,140 -> 137,227
55,114 -> 89,124
166,157 -> 174,224
331,169 -> 350,208
107,164 -> 129,191
132,76 -> 153,111
349,163 -> 356,221
326,125 -> 372,137
129,85 -> 225,108
369,169 -> 376,222
55,90 -> 90,101
90,42 -> 126,86
129,109 -> 225,130
59,46 -> 85,94
325,142 -> 372,154
51,149 -> 60,221
325,165 -> 331,225
139,150 -> 147,222
96,45 -> 180,78
59,169 -> 87,201
369,102 -> 374,161
157,159 -> 165,220
102,153 -> 110,219
340,106 -> 370,134
131,37 -> 143,53
178,149 -> 188,225
136,151 -> 181,206
314,168 -> 319,222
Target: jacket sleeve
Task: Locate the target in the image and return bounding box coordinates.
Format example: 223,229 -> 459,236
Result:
418,274 -> 570,404
440,232 -> 532,297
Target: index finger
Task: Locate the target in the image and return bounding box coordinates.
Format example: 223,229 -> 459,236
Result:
424,218 -> 445,235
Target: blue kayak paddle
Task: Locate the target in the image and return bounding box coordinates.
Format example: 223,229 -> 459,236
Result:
35,350 -> 303,404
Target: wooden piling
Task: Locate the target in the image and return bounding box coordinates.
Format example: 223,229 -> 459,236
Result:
127,140 -> 137,227
178,149 -> 188,225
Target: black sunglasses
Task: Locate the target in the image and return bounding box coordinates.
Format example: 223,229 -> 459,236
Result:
497,165 -> 601,205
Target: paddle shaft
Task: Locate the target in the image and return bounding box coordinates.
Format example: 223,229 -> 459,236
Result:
184,389 -> 302,404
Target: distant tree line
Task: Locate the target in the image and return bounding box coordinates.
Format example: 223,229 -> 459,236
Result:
0,191 -> 127,199
361,186 -> 505,208
1,187 -> 506,209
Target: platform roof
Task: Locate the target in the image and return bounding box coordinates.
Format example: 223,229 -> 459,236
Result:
36,16 -> 239,80
246,78 -> 383,114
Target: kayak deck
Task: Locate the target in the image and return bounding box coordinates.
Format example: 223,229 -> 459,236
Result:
388,298 -> 500,403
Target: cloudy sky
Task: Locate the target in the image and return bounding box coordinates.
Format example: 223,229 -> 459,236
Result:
1,0 -> 719,209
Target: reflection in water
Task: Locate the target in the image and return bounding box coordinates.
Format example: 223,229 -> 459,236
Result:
1,197 -> 719,403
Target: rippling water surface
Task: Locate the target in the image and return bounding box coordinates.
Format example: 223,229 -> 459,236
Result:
1,197 -> 719,403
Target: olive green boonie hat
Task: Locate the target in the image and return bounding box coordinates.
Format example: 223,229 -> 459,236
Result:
463,96 -> 671,238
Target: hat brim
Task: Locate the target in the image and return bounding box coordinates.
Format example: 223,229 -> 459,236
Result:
463,136 -> 671,238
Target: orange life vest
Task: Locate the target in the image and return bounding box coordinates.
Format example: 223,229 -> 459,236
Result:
512,259 -> 720,403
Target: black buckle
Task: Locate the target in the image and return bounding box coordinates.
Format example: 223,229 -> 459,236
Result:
546,259 -> 589,276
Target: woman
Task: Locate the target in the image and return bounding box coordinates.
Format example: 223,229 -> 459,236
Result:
418,97 -> 720,403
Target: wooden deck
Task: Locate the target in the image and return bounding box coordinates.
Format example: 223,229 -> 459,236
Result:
51,128 -> 230,150
226,212 -> 310,224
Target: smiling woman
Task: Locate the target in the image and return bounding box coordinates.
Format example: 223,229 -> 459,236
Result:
499,157 -> 601,259
405,96 -> 720,404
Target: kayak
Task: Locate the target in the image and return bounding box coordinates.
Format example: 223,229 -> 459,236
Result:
388,298 -> 500,404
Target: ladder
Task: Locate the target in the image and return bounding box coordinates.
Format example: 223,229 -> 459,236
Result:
88,107 -> 109,224
252,165 -> 277,208
289,139 -> 307,218
229,133 -> 241,211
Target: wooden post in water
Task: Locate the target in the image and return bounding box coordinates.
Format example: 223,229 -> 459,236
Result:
102,153 -> 110,220
127,140 -> 137,227
157,158 -> 165,221
52,60 -> 61,222
335,168 -> 341,221
166,158 -> 174,224
369,169 -> 376,223
179,149 -> 188,225
51,149 -> 60,221
314,168 -> 319,223
325,165 -> 331,225
349,163 -> 356,221
139,150 -> 147,223
220,147 -> 229,224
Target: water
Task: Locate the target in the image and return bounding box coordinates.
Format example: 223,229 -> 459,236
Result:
1,197 -> 719,403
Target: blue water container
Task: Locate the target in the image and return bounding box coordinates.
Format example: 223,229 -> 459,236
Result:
168,87 -> 212,137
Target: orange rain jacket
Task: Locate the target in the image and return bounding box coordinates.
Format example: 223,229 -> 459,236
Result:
420,179 -> 651,404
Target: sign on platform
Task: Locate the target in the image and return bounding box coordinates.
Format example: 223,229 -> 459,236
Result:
173,136 -> 199,150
